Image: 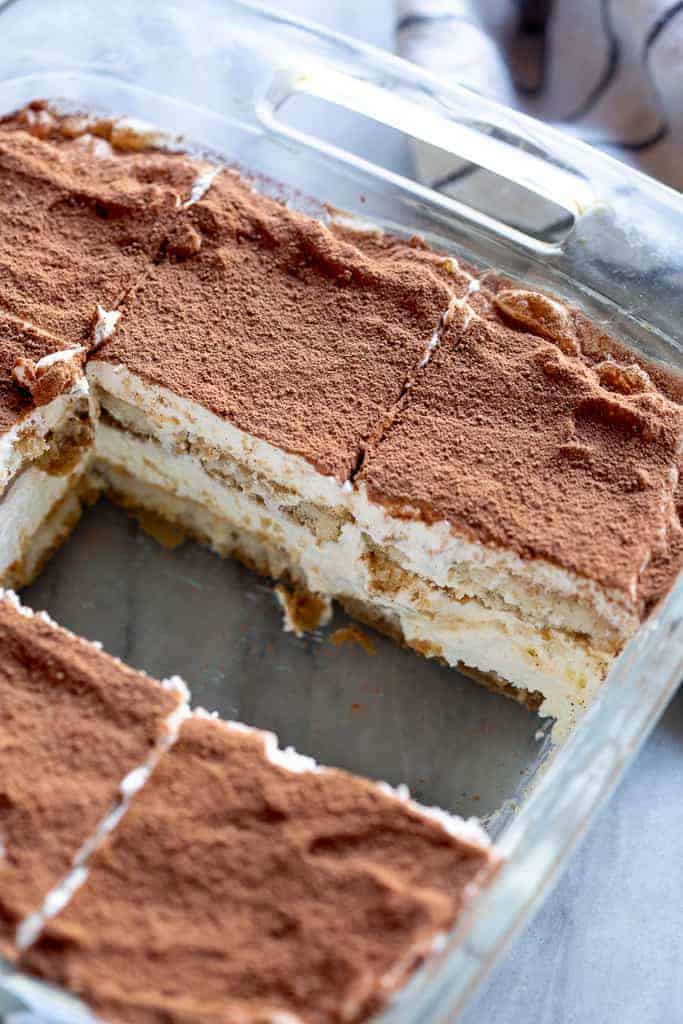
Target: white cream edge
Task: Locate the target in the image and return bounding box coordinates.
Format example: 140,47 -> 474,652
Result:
0,376 -> 89,495
0,457 -> 90,580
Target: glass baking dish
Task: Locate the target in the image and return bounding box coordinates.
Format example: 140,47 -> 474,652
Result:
0,1 -> 682,1021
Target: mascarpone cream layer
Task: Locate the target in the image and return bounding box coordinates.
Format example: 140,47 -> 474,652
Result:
0,377 -> 88,497
92,414 -> 612,732
0,456 -> 89,585
89,361 -> 636,644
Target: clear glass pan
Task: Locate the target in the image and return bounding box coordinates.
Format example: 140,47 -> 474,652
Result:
0,2 -> 682,1021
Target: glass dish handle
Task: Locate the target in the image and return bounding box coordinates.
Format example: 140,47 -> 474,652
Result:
258,61 -> 592,254
0,0 -> 680,335
245,3 -> 683,341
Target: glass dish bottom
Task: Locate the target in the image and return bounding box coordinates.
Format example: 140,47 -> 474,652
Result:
23,501 -> 552,829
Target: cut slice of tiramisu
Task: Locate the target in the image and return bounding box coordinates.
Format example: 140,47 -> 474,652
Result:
22,711 -> 497,1024
0,589 -> 188,961
0,315 -> 93,588
0,585 -> 497,1020
353,290 -> 683,729
86,167 -> 456,586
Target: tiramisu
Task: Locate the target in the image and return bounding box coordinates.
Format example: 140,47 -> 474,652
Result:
85,174 -> 682,732
1,96 -> 681,1024
23,712 -> 497,1024
1,100 -> 682,736
0,588 -> 497,1022
0,315 -> 92,588
0,589 -> 187,961
0,109 -> 205,586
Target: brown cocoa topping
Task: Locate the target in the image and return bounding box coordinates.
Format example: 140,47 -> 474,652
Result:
12,350 -> 83,408
0,127 -> 202,343
492,288 -> 579,354
360,301 -> 683,612
24,715 -> 497,1024
166,221 -> 203,260
0,595 -> 181,960
97,170 -> 452,481
594,359 -> 653,396
0,316 -> 80,434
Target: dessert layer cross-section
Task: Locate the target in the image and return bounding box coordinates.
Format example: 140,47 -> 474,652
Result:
0,589 -> 497,1023
1,102 -> 682,735
0,315 -> 92,586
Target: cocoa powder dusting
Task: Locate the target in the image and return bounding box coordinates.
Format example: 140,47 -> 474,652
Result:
24,715 -> 497,1024
98,170 -> 452,481
330,219 -> 476,297
0,125 -> 202,343
360,297 -> 683,613
1,104 -> 681,614
0,595 -> 180,960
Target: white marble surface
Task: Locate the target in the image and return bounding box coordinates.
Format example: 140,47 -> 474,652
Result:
276,5 -> 683,1024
